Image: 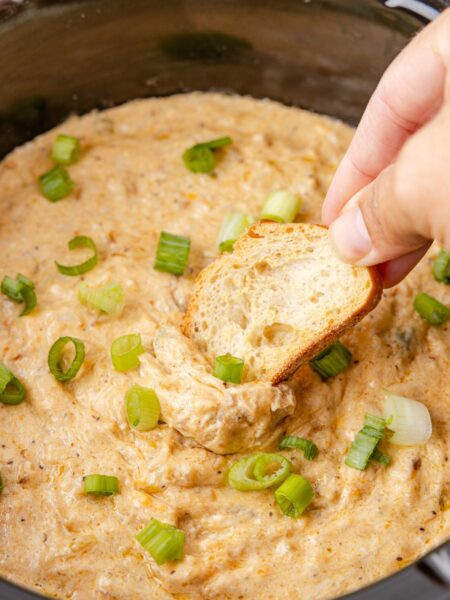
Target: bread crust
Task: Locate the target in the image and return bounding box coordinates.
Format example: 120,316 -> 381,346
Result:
183,222 -> 383,384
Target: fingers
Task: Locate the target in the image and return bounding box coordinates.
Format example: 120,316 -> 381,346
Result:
328,102 -> 450,271
377,245 -> 431,289
322,8 -> 450,226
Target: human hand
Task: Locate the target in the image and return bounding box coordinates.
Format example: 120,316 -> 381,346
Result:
322,9 -> 450,287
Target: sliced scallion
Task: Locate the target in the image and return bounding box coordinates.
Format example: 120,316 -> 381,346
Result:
183,136 -> 232,173
154,232 -> 191,276
38,165 -> 74,202
345,413 -> 386,471
48,336 -> 85,382
371,449 -> 390,466
136,518 -> 185,565
279,436 -> 318,460
432,249 -> 450,284
111,334 -> 144,372
413,292 -> 449,326
309,341 -> 352,379
228,453 -> 291,491
1,273 -> 36,316
56,235 -> 98,276
0,363 -> 25,405
383,389 -> 432,446
83,474 -> 119,496
51,134 -> 81,165
78,281 -> 124,316
260,190 -> 301,223
253,454 -> 291,487
213,354 -> 244,384
126,385 -> 160,431
274,473 -> 314,518
217,213 -> 255,253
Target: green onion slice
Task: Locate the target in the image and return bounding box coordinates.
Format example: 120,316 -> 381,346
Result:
56,236 -> 98,276
126,385 -> 160,431
274,474 -> 314,518
279,436 -> 318,460
383,389 -> 432,446
228,453 -> 291,491
136,518 -> 185,565
0,363 -> 25,405
432,249 -> 450,284
83,474 -> 119,496
48,336 -> 85,382
154,232 -> 191,276
213,354 -> 244,384
371,449 -> 390,466
1,273 -> 37,316
183,136 -> 232,173
413,292 -> 450,326
253,454 -> 291,486
38,165 -> 74,202
309,341 -> 352,379
78,281 -> 124,316
111,334 -> 144,372
51,134 -> 81,165
345,413 -> 386,471
260,190 -> 301,223
217,213 -> 255,253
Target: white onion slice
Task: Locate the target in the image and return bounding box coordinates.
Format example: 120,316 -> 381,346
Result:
383,389 -> 432,446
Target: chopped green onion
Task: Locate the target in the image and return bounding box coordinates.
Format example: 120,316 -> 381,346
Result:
213,354 -> 244,384
345,413 -> 386,471
274,474 -> 314,518
56,235 -> 98,276
383,389 -> 432,446
260,190 -> 301,223
1,276 -> 25,303
78,282 -> 124,316
83,474 -> 119,496
136,518 -> 185,565
154,232 -> 191,276
111,334 -> 144,372
217,213 -> 255,253
413,292 -> 449,326
371,449 -> 390,466
126,385 -> 160,431
183,136 -> 232,173
38,165 -> 74,202
228,453 -> 292,491
309,341 -> 352,379
432,249 -> 450,284
48,336 -> 85,382
279,436 -> 318,460
51,134 -> 81,165
1,273 -> 37,316
0,363 -> 25,405
253,454 -> 291,486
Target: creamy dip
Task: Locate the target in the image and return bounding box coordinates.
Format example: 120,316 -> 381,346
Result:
0,93 -> 448,600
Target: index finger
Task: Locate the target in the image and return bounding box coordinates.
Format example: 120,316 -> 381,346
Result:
322,9 -> 450,225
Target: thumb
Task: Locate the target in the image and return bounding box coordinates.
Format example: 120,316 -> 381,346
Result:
328,104 -> 450,268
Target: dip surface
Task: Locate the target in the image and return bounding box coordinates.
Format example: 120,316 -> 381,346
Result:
0,93 -> 449,599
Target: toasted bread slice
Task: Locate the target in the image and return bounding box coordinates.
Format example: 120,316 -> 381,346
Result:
183,222 -> 382,384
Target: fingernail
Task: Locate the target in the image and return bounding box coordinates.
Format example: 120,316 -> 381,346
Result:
329,205 -> 373,264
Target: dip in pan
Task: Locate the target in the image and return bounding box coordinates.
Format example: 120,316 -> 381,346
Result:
0,93 -> 449,599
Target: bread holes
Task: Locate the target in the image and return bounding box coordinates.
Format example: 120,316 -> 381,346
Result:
230,306 -> 248,329
262,323 -> 297,347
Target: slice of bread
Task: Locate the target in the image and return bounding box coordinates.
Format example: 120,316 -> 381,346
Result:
183,222 -> 382,384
